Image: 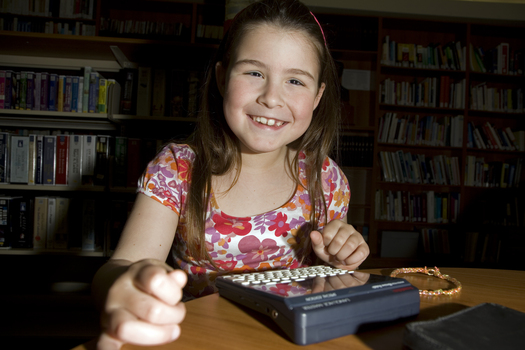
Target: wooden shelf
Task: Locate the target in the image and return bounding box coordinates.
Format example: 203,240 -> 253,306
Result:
0,248 -> 104,257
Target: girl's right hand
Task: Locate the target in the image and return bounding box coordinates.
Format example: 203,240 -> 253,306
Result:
96,259 -> 187,350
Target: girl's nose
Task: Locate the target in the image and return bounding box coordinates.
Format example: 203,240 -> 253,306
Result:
257,80 -> 284,108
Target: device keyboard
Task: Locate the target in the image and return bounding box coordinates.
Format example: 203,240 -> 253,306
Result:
220,265 -> 354,286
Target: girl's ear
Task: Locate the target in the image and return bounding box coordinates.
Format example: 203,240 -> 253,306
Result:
215,62 -> 226,97
313,82 -> 326,110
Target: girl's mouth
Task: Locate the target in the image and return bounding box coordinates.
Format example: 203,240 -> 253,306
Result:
250,115 -> 286,127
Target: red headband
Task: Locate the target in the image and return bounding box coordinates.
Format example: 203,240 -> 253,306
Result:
310,11 -> 326,45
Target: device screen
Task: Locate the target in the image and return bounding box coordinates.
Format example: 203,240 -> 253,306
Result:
242,272 -> 396,298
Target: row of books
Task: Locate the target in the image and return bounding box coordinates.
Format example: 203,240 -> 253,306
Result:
421,228 -> 451,255
379,77 -> 466,110
196,24 -> 225,42
467,122 -> 522,151
378,113 -> 464,147
122,67 -> 203,118
0,17 -> 96,35
0,132 -> 161,188
379,150 -> 461,186
99,17 -> 189,39
0,195 -> 105,251
0,68 -> 118,113
338,135 -> 373,167
375,189 -> 461,224
469,43 -> 524,76
381,37 -> 466,71
469,83 -> 523,113
464,156 -> 522,188
0,0 -> 95,19
463,231 -> 501,264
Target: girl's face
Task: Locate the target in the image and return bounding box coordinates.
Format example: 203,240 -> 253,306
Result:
216,24 -> 325,156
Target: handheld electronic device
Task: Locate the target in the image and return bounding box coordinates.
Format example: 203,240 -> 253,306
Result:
216,265 -> 420,345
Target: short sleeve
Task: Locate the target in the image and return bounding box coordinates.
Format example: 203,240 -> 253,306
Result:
137,144 -> 195,216
321,157 -> 350,222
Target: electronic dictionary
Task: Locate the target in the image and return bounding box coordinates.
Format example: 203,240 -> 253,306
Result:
216,265 -> 420,345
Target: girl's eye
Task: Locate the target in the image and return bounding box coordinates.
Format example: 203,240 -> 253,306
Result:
247,71 -> 263,78
289,79 -> 304,86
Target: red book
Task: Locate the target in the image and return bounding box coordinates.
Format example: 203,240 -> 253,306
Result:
481,124 -> 497,149
55,135 -> 69,185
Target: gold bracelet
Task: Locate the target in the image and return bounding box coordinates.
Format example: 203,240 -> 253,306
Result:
390,266 -> 462,296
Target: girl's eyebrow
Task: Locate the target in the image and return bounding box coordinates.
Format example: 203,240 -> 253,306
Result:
234,59 -> 316,81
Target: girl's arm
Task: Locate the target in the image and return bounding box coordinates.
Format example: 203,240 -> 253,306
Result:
92,193 -> 187,349
310,216 -> 370,270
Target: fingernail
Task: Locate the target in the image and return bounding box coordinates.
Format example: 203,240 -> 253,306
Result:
171,327 -> 181,341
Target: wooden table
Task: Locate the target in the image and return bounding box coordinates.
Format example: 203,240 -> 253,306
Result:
73,268 -> 525,350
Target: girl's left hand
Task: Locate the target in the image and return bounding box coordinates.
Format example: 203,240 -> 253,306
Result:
310,220 -> 369,270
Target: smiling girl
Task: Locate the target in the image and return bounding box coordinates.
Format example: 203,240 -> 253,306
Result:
93,1 -> 369,348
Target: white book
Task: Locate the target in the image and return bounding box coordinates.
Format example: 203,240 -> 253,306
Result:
46,197 -> 57,249
9,135 -> 29,184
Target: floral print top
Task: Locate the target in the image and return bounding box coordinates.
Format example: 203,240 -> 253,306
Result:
138,144 -> 350,298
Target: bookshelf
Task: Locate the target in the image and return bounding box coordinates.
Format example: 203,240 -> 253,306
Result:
371,16 -> 525,270
0,1 -> 524,269
0,0 -> 219,259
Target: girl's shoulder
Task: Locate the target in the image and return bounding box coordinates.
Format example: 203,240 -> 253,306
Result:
298,151 -> 344,174
155,143 -> 196,163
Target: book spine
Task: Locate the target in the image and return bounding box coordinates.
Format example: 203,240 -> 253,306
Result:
34,72 -> 41,111
0,70 -> 5,109
46,197 -> 57,249
82,67 -> 92,113
77,76 -> 84,112
71,76 -> 79,112
136,67 -> 152,116
28,135 -> 36,185
55,135 -> 69,185
43,135 -> 56,185
40,72 -> 49,111
81,134 -> 96,185
48,73 -> 58,111
0,133 -> 9,183
54,197 -> 69,249
13,198 -> 33,248
26,72 -> 34,110
4,70 -> 13,110
88,71 -> 99,113
0,198 -> 14,247
33,196 -> 48,249
94,135 -> 111,186
68,134 -> 83,186
98,78 -> 107,113
57,75 -> 65,112
9,135 -> 29,184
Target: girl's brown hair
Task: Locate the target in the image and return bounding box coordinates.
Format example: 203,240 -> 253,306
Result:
184,0 -> 341,266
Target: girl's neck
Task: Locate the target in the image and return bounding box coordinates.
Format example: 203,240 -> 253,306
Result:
239,146 -> 295,174
211,146 -> 299,217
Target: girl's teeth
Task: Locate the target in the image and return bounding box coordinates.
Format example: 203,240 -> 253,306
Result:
253,116 -> 283,126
